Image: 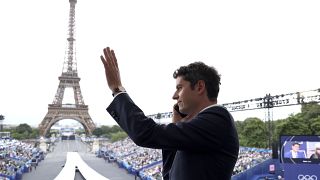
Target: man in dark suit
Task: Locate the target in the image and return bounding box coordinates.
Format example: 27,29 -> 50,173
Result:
284,142 -> 306,158
100,47 -> 239,180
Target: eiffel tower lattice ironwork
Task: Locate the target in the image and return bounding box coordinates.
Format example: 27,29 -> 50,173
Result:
39,0 -> 95,137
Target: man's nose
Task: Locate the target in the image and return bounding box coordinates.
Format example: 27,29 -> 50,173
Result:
172,92 -> 178,100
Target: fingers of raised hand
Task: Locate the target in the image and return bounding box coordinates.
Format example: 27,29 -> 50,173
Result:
101,47 -> 118,68
111,49 -> 118,67
100,55 -> 106,66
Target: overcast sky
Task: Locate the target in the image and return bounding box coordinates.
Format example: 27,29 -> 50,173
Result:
0,0 -> 319,127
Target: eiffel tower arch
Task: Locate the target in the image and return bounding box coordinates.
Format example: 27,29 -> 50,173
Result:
39,0 -> 95,137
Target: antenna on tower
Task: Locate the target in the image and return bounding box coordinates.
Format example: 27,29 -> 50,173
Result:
62,0 -> 78,77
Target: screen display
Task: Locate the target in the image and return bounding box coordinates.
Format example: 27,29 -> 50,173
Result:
280,135 -> 320,164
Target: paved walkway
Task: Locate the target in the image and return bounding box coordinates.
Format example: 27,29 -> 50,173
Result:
22,139 -> 135,180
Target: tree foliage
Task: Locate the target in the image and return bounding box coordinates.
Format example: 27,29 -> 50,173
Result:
92,125 -> 125,139
235,103 -> 320,148
110,131 -> 128,142
4,123 -> 38,140
92,127 -> 104,137
236,117 -> 268,148
15,123 -> 32,134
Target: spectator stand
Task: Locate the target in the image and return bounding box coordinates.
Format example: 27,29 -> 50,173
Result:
0,138 -> 45,180
97,138 -> 163,180
97,138 -> 276,180
137,161 -> 163,180
233,147 -> 272,175
232,158 -> 283,180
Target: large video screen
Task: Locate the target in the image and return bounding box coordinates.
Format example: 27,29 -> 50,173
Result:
280,135 -> 320,164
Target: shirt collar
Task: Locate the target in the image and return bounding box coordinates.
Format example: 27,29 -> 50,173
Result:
199,104 -> 220,113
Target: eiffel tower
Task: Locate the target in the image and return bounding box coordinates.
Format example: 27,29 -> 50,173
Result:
39,0 -> 95,137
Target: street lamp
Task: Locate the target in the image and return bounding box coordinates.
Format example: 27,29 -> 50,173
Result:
0,115 -> 4,132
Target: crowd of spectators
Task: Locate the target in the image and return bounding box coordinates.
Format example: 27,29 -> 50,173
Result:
138,164 -> 162,180
0,138 -> 45,180
97,137 -> 162,180
233,147 -> 271,175
96,138 -> 271,180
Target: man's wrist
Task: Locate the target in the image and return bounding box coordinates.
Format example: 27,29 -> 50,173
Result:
112,86 -> 126,97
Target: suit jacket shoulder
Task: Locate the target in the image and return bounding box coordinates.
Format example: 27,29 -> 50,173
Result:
107,93 -> 238,152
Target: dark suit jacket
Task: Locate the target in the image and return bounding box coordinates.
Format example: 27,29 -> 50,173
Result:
284,150 -> 306,158
107,93 -> 239,180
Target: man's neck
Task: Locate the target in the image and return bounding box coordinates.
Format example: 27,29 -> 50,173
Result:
185,101 -> 217,120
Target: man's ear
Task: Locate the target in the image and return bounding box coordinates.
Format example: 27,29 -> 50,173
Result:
196,80 -> 206,95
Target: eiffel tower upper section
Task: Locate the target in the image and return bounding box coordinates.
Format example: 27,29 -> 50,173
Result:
51,0 -> 85,108
39,0 -> 95,137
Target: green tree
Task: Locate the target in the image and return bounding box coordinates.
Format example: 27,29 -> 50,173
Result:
301,102 -> 320,119
234,121 -> 244,134
30,128 -> 39,139
93,125 -> 124,138
309,116 -> 320,135
241,117 -> 268,148
300,102 -> 320,135
110,131 -> 128,142
274,103 -> 320,138
234,121 -> 245,146
92,127 -> 103,137
15,123 -> 32,134
11,132 -> 23,140
110,125 -> 122,133
273,119 -> 287,142
277,114 -> 311,135
100,125 -> 111,133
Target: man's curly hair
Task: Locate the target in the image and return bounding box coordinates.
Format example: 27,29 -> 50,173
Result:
173,61 -> 221,101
